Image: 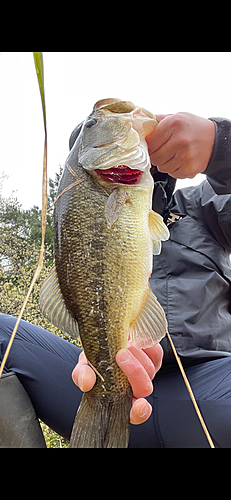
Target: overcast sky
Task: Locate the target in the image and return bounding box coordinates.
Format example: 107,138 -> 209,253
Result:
1,52 -> 231,209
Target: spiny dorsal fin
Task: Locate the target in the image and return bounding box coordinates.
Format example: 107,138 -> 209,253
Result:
149,210 -> 169,255
129,285 -> 167,349
39,264 -> 79,339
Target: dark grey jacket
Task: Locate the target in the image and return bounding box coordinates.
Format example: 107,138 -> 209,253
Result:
150,118 -> 231,364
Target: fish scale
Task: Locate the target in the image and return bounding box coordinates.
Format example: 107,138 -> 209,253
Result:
55,169 -> 132,391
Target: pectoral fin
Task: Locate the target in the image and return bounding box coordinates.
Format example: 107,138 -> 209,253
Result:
39,264 -> 79,339
149,210 -> 169,255
152,240 -> 161,255
105,189 -> 126,227
129,285 -> 167,349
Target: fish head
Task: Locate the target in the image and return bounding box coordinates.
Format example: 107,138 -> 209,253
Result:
68,98 -> 158,186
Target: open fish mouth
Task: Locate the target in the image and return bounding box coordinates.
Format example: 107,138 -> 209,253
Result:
95,165 -> 143,185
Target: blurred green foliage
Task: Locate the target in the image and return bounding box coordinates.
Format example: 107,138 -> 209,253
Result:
0,169 -> 80,447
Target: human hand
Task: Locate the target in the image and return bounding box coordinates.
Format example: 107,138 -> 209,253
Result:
72,341 -> 163,425
146,112 -> 216,179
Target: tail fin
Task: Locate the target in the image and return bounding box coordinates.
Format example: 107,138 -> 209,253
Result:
69,390 -> 132,448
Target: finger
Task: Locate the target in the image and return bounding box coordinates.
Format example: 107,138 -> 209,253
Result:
127,341 -> 163,377
155,114 -> 172,122
155,154 -> 179,173
127,341 -> 163,373
130,398 -> 152,425
157,157 -> 193,178
142,343 -> 163,373
149,133 -> 178,167
116,349 -> 153,399
72,354 -> 96,392
146,115 -> 173,155
76,350 -> 88,367
127,344 -> 156,380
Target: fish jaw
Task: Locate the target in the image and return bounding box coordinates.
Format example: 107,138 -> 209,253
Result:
74,99 -> 158,174
78,128 -> 150,173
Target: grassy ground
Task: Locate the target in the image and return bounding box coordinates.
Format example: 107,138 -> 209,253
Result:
40,420 -> 69,448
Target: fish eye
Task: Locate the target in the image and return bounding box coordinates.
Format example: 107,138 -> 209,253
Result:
85,119 -> 97,128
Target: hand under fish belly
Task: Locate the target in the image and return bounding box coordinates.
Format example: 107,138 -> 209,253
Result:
39,98 -> 169,448
72,342 -> 164,426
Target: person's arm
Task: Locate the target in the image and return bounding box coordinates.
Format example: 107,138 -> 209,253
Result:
72,341 -> 163,425
146,112 -> 231,251
204,118 -> 231,195
146,112 -> 231,196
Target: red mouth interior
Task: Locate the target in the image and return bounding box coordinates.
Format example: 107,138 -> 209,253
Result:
95,165 -> 142,184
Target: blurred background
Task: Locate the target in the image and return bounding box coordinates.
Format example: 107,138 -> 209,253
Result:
1,51 -> 231,208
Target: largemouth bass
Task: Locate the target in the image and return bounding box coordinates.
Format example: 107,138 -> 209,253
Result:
39,98 -> 169,448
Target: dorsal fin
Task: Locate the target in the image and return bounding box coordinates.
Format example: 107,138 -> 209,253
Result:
129,285 -> 167,349
39,264 -> 79,339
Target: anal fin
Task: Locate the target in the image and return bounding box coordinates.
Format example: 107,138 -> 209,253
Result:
39,264 -> 79,339
129,285 -> 167,349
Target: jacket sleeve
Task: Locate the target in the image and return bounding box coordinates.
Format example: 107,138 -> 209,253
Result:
204,118 -> 231,195
195,118 -> 231,251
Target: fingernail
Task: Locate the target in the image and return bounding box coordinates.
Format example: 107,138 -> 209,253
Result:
117,349 -> 131,364
140,402 -> 149,418
77,371 -> 84,391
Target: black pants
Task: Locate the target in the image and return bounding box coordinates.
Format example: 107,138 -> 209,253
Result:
1,313 -> 231,448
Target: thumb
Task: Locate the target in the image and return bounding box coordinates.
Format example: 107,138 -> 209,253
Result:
155,114 -> 173,123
